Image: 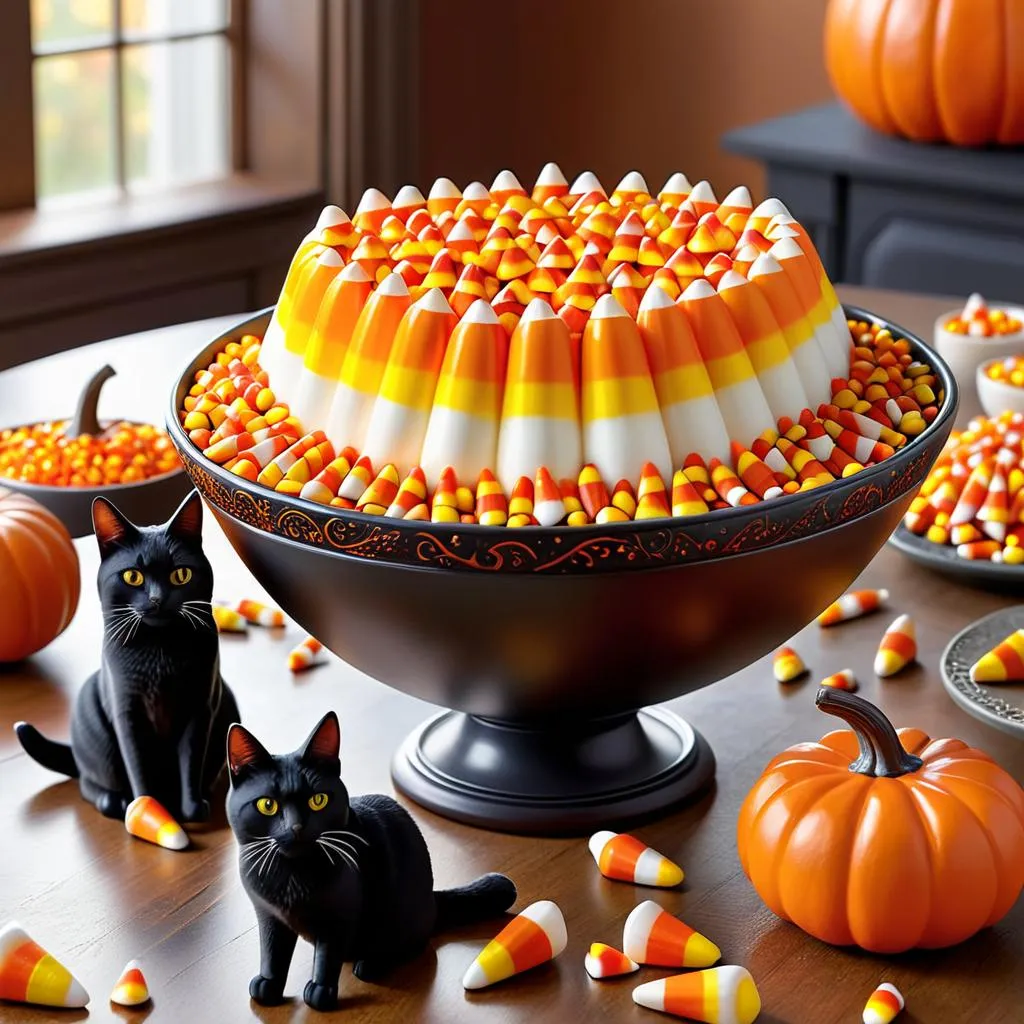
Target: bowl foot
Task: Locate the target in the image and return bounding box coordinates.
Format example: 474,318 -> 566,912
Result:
391,707 -> 715,836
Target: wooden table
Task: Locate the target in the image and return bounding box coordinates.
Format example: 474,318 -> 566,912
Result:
1,289 -> 1021,1024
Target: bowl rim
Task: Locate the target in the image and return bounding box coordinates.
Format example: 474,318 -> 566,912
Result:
165,302 -> 958,544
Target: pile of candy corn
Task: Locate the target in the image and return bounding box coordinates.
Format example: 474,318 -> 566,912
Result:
179,306 -> 942,528
983,355 -> 1024,388
0,419 -> 180,487
941,293 -> 1023,338
903,411 -> 1024,563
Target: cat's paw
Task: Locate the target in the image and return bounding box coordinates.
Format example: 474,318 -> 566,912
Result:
97,792 -> 129,819
303,980 -> 338,1012
249,974 -> 286,1005
353,959 -> 391,983
181,798 -> 211,823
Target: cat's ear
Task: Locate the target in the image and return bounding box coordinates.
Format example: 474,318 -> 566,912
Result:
300,711 -> 341,767
226,723 -> 272,784
167,490 -> 203,543
92,497 -> 139,558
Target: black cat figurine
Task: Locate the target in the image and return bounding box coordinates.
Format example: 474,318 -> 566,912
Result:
226,712 -> 517,1012
15,491 -> 239,823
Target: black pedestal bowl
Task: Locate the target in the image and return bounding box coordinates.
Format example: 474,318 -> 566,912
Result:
167,306 -> 956,835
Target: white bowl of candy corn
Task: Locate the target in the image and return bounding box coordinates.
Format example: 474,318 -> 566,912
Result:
977,355 -> 1024,419
934,294 -> 1024,420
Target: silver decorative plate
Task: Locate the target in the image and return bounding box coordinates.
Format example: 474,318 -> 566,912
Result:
941,606 -> 1024,738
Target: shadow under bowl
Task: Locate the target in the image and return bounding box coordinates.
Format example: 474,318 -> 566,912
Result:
167,305 -> 958,834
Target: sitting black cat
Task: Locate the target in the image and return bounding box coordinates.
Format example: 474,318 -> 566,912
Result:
227,712 -> 516,1012
16,491 -> 239,823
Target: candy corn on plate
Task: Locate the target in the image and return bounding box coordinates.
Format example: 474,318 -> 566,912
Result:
169,165 -> 957,571
940,606 -> 1024,739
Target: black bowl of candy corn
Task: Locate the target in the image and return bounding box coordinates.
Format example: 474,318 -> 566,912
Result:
167,305 -> 956,834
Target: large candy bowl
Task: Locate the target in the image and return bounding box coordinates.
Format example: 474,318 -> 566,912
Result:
168,306 -> 957,836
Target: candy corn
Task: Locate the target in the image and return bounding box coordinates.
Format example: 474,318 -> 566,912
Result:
462,900 -> 567,990
772,646 -> 807,683
969,628 -> 1024,683
589,831 -> 683,887
622,901 -> 720,968
817,588 -> 889,627
862,982 -> 904,1024
820,669 -> 857,691
109,960 -> 150,1007
632,965 -> 761,1024
236,599 -> 285,628
584,943 -> 638,980
125,795 -> 189,850
212,604 -> 248,633
874,614 -> 916,677
0,921 -> 90,1008
288,635 -> 326,673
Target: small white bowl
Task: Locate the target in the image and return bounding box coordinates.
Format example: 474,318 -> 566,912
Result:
976,356 -> 1024,419
934,306 -> 1024,422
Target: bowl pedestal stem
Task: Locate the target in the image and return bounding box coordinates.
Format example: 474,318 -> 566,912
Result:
391,706 -> 715,836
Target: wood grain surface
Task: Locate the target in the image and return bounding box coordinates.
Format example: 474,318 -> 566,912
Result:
1,289 -> 1021,1023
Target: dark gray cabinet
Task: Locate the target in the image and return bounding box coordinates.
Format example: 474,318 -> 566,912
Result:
723,103 -> 1024,302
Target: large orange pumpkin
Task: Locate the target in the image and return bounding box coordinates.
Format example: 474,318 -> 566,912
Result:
737,688 -> 1024,953
0,487 -> 80,662
825,0 -> 1024,145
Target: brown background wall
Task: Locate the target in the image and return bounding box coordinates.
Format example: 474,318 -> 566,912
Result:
418,0 -> 834,202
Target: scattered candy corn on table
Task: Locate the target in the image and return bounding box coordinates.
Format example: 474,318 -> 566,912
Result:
3,293 -> 1021,1024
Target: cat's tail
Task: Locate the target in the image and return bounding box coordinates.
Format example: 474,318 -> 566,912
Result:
14,723 -> 79,778
434,873 -> 517,931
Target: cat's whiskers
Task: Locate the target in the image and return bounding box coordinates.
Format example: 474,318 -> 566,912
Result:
316,839 -> 339,868
239,838 -> 275,863
316,838 -> 359,872
105,610 -> 141,646
258,845 -> 280,879
123,614 -> 143,647
248,842 -> 279,878
320,836 -> 361,860
320,830 -> 370,847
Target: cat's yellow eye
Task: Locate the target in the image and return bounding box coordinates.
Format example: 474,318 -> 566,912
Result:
256,797 -> 278,816
170,567 -> 192,586
308,793 -> 329,812
122,569 -> 144,587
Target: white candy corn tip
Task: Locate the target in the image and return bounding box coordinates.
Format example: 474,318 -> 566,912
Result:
638,282 -> 676,311
767,221 -> 800,239
588,830 -> 617,862
355,187 -> 391,213
660,172 -> 692,195
339,261 -> 371,282
681,278 -> 717,301
377,272 -> 410,296
429,177 -> 461,200
570,170 -> 606,196
462,298 -> 501,324
748,252 -> 783,278
751,197 -> 792,220
463,181 -> 491,201
491,169 -> 524,193
768,236 -> 805,259
716,269 -> 749,293
446,219 -> 475,243
393,184 -> 426,208
590,293 -> 630,320
535,161 -> 567,187
720,185 -> 753,208
615,170 -> 649,194
688,180 -> 718,204
735,243 -> 763,262
316,248 -> 345,268
414,287 -> 455,315
314,204 -> 351,230
520,297 -> 558,324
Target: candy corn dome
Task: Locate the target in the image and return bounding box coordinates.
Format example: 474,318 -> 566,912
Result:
177,165 -> 947,527
902,411 -> 1024,563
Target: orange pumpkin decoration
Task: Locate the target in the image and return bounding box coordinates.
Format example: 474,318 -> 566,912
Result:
737,688 -> 1024,953
825,0 -> 1024,146
0,487 -> 80,662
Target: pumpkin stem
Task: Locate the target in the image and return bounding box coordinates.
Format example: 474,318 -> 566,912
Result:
67,364 -> 116,438
815,688 -> 923,778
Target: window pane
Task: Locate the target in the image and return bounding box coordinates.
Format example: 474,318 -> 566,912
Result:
31,0 -> 114,52
34,50 -> 117,200
123,36 -> 230,191
121,0 -> 228,39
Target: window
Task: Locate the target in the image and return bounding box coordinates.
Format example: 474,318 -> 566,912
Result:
29,0 -> 238,204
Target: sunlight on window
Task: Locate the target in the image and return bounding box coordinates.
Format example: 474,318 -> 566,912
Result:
31,0 -> 231,203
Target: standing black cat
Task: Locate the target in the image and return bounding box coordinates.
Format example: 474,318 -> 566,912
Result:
227,712 -> 516,1012
15,491 -> 239,823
